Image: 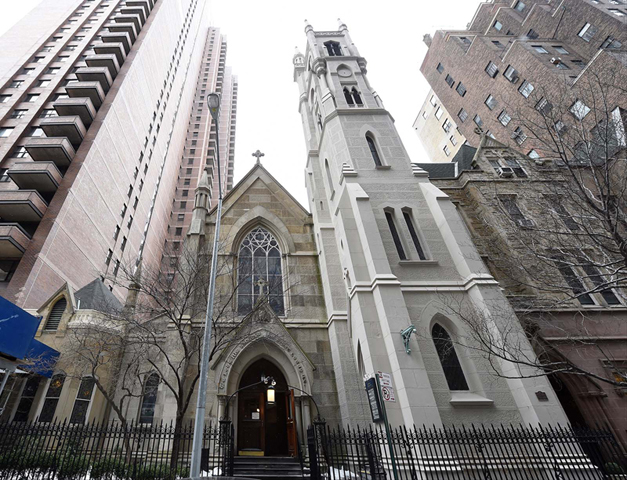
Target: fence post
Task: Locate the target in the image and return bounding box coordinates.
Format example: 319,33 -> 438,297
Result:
218,419 -> 233,476
307,426 -> 320,480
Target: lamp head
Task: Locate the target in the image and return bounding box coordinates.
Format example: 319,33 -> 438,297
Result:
208,93 -> 221,120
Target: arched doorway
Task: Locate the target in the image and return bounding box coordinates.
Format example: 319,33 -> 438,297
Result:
237,359 -> 297,457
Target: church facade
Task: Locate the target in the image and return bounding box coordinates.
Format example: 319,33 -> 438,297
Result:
1,21 -> 572,458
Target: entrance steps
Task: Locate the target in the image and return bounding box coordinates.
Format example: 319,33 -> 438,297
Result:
233,456 -> 306,479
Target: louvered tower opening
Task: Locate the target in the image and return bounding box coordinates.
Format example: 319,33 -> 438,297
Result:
44,298 -> 67,331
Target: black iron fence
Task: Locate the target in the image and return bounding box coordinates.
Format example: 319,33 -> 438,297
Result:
307,422 -> 627,480
0,419 -> 233,480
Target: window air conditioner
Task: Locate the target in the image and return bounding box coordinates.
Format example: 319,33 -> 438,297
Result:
550,57 -> 562,65
497,166 -> 514,177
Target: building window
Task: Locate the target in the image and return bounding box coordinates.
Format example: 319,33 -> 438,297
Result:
512,127 -> 527,145
532,45 -> 548,54
545,196 -> 579,231
553,45 -> 569,54
457,108 -> 468,123
518,80 -> 534,98
0,127 -> 14,138
443,145 -> 451,156
555,62 -> 570,70
504,156 -> 527,177
39,374 -> 66,423
485,61 -> 498,78
366,134 -> 383,167
485,95 -> 497,110
105,249 -> 113,265
455,82 -> 467,97
608,8 -> 625,16
12,146 -> 28,158
385,210 -> 406,260
436,63 -> 444,73
0,95 -> 11,103
553,256 -> 595,305
40,109 -> 57,118
578,23 -> 598,42
570,99 -> 591,120
113,225 -> 120,240
499,196 -> 533,227
450,135 -> 457,146
430,95 -> 437,106
324,41 -> 342,56
13,376 -> 41,422
442,119 -> 452,133
69,377 -> 95,424
10,80 -> 23,88
527,29 -> 539,39
403,211 -> 427,260
25,94 -> 40,103
444,74 -> 455,87
473,114 -> 483,127
434,107 -> 443,120
527,149 -> 540,159
535,97 -> 552,114
237,227 -> 285,315
44,298 -> 66,331
120,237 -> 127,251
601,36 -> 622,49
514,1 -> 526,11
493,20 -> 503,31
138,373 -> 160,424
503,65 -> 519,83
432,324 -> 469,391
581,263 -> 621,305
324,159 -> 335,195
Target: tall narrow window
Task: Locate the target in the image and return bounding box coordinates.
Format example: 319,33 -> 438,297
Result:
324,159 -> 335,195
39,374 -> 65,423
44,298 -> 67,331
499,196 -> 533,227
366,135 -> 382,167
237,227 -> 284,315
139,373 -> 160,424
385,211 -> 406,260
432,324 -> 469,390
13,376 -> 41,422
580,263 -> 621,305
403,211 -> 427,260
70,377 -> 95,424
343,87 -> 354,106
553,256 -> 595,305
351,88 -> 363,105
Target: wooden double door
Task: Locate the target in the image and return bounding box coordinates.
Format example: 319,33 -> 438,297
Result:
236,359 -> 298,457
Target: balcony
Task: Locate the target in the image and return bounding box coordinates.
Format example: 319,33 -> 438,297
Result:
85,53 -> 120,79
54,97 -> 96,127
120,6 -> 146,24
76,67 -> 113,94
0,190 -> 47,224
24,137 -> 75,168
0,223 -> 31,258
40,116 -> 86,148
94,43 -> 127,66
8,162 -> 62,196
114,13 -> 143,32
66,81 -> 105,109
100,32 -> 132,55
105,22 -> 137,43
126,0 -> 151,12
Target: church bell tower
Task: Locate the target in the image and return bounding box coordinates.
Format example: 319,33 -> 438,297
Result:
294,20 -> 569,428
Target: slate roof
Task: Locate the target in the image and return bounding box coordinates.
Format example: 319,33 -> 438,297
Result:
74,278 -> 123,312
413,144 -> 478,179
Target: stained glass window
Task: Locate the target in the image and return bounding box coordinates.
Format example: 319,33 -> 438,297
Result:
69,377 -> 95,424
139,373 -> 160,424
238,227 -> 284,315
39,374 -> 65,423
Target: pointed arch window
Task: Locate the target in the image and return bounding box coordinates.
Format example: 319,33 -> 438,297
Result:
139,373 -> 160,424
44,298 -> 67,331
238,227 -> 285,315
351,88 -> 363,105
343,87 -> 354,106
432,323 -> 469,391
366,134 -> 382,167
325,159 -> 335,197
324,41 -> 342,56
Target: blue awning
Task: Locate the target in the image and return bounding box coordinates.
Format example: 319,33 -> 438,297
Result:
19,339 -> 60,378
0,296 -> 41,359
0,296 -> 60,378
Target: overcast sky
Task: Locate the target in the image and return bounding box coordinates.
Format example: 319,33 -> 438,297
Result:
2,0 -> 480,206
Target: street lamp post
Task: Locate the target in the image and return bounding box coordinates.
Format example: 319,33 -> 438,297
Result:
190,93 -> 223,478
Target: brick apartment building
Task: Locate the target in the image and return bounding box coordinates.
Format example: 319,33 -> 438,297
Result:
418,0 -> 627,159
415,136 -> 627,447
0,0 -> 236,309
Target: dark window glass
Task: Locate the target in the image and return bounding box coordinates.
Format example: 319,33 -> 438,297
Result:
139,373 -> 159,424
580,263 -> 621,305
237,227 -> 284,315
436,63 -> 444,73
445,74 -> 455,87
13,376 -> 41,422
324,41 -> 342,56
432,324 -> 469,390
44,298 -> 67,331
366,135 -> 382,167
69,377 -> 95,424
553,256 -> 595,305
385,211 -> 406,260
500,197 -> 532,227
403,212 -> 426,260
39,374 -> 65,423
351,87 -> 363,105
343,87 -> 354,105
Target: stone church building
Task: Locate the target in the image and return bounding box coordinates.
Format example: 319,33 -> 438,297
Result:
1,21 -> 571,457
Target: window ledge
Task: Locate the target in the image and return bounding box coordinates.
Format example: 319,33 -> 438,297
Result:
376,165 -> 391,170
449,392 -> 494,406
398,260 -> 439,266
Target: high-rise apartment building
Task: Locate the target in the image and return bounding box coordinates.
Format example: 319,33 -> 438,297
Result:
161,28 -> 237,272
418,0 -> 627,157
412,89 -> 467,163
0,0 -> 236,309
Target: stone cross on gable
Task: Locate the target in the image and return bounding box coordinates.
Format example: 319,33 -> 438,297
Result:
252,150 -> 265,165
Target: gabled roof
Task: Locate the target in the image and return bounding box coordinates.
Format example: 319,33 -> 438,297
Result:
207,163 -> 310,218
74,278 -> 122,312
